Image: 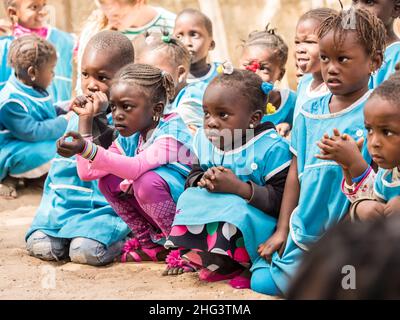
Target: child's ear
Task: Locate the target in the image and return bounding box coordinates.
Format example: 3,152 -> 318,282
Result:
7,7 -> 18,24
209,40 -> 216,51
371,52 -> 383,74
393,2 -> 400,18
177,65 -> 188,84
278,68 -> 286,82
153,101 -> 165,117
250,110 -> 264,127
27,66 -> 37,82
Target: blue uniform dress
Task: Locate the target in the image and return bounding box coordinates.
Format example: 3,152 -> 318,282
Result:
0,28 -> 75,103
115,113 -> 193,203
370,41 -> 400,89
374,169 -> 400,202
26,113 -> 131,247
172,128 -> 292,264
0,74 -> 67,181
262,89 -> 297,126
293,73 -> 329,122
251,91 -> 372,295
0,36 -> 13,90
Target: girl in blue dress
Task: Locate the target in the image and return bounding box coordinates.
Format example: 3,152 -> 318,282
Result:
1,0 -> 75,104
352,0 -> 400,88
239,24 -> 297,137
165,69 -> 292,290
0,35 -> 72,199
251,8 -> 386,296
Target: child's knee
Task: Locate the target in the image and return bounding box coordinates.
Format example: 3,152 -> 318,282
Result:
133,172 -> 167,201
26,231 -> 69,261
98,175 -> 120,198
69,237 -> 121,266
251,268 -> 281,296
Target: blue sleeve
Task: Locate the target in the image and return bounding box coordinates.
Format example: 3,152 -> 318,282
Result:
0,101 -> 68,142
263,138 -> 292,183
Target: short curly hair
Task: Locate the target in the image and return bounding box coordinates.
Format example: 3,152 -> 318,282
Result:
8,34 -> 56,78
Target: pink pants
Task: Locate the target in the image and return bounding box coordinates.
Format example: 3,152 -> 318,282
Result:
99,172 -> 177,248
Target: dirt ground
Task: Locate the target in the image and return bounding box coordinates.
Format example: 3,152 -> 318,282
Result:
0,187 -> 274,300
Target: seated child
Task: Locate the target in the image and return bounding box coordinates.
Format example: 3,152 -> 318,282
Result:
352,0 -> 400,88
133,31 -> 204,133
251,8 -> 385,296
26,31 -> 134,266
165,68 -> 292,290
58,63 -> 194,263
239,24 -> 296,137
293,8 -> 335,121
1,0 -> 75,104
0,35 -> 72,199
76,0 -> 176,95
317,75 -> 400,221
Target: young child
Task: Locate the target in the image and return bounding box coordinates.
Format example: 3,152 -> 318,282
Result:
174,9 -> 219,88
293,8 -> 336,121
317,75 -> 400,221
239,25 -> 297,137
134,31 -> 205,132
1,0 -> 75,104
165,69 -> 292,289
26,31 -> 134,266
76,0 -> 175,95
251,8 -> 385,296
352,0 -> 400,88
288,216 -> 400,299
0,35 -> 72,199
58,63 -> 194,263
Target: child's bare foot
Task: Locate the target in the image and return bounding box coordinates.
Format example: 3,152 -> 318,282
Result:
162,250 -> 197,276
0,177 -> 18,199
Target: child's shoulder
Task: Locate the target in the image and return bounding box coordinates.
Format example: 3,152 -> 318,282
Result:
47,27 -> 75,45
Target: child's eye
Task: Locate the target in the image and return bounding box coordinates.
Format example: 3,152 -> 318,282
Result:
99,75 -> 109,82
81,72 -> 89,79
220,113 -> 228,119
190,31 -> 200,38
123,104 -> 133,111
339,57 -> 349,63
110,104 -> 117,112
366,127 -> 373,135
383,129 -> 394,137
175,34 -> 183,40
320,55 -> 328,62
204,111 -> 210,118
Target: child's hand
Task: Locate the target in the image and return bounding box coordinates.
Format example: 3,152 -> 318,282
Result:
57,131 -> 86,158
383,197 -> 400,217
316,128 -> 364,170
276,123 -> 291,138
198,167 -> 223,191
258,229 -> 288,263
91,91 -> 109,114
202,167 -> 245,195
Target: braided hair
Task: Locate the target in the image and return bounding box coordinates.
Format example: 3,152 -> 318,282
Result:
113,63 -> 175,105
134,30 -> 191,69
8,34 -> 56,79
242,24 -> 288,69
209,69 -> 268,113
317,8 -> 386,60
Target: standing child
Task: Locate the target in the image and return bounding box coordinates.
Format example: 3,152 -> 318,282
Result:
239,25 -> 296,137
165,69 -> 292,290
352,0 -> 400,88
1,0 -> 75,104
293,8 -> 336,120
26,31 -> 134,266
0,35 -> 72,199
76,0 -> 176,95
134,31 -> 205,132
251,8 -> 385,296
317,75 -> 400,221
58,63 -> 194,263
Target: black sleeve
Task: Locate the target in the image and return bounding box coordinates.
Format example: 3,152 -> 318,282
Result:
185,164 -> 205,189
92,114 -> 117,149
247,166 -> 289,219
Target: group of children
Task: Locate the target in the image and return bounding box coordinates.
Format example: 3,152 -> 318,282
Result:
0,0 -> 400,298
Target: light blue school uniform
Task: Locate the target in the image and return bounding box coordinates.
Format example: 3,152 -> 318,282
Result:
374,169 -> 400,202
262,89 -> 297,126
370,41 -> 400,89
26,113 -> 131,247
251,91 -> 372,295
173,128 -> 292,263
293,73 -> 329,122
0,36 -> 13,91
0,74 -> 67,181
186,62 -> 220,93
116,113 -> 193,203
0,28 -> 74,104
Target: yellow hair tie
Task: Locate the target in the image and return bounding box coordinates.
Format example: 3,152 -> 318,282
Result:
266,103 -> 277,115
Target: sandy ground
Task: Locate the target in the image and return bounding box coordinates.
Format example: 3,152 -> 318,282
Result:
0,187 -> 274,300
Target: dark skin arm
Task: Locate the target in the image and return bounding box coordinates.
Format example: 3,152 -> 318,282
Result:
258,157 -> 300,263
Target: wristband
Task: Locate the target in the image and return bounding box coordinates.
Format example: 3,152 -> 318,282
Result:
80,141 -> 98,161
351,166 -> 371,184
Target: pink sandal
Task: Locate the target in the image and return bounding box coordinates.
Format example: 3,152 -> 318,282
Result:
121,238 -> 168,263
198,268 -> 242,282
164,250 -> 198,274
228,274 -> 251,289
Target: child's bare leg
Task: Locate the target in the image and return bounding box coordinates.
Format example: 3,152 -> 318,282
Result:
0,177 -> 19,199
355,200 -> 385,221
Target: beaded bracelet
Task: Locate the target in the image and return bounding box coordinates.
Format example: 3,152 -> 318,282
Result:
80,141 -> 98,161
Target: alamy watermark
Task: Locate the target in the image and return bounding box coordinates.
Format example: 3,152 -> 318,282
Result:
341,265 -> 356,290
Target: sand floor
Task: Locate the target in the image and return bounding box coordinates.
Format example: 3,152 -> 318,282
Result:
0,187 -> 275,300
